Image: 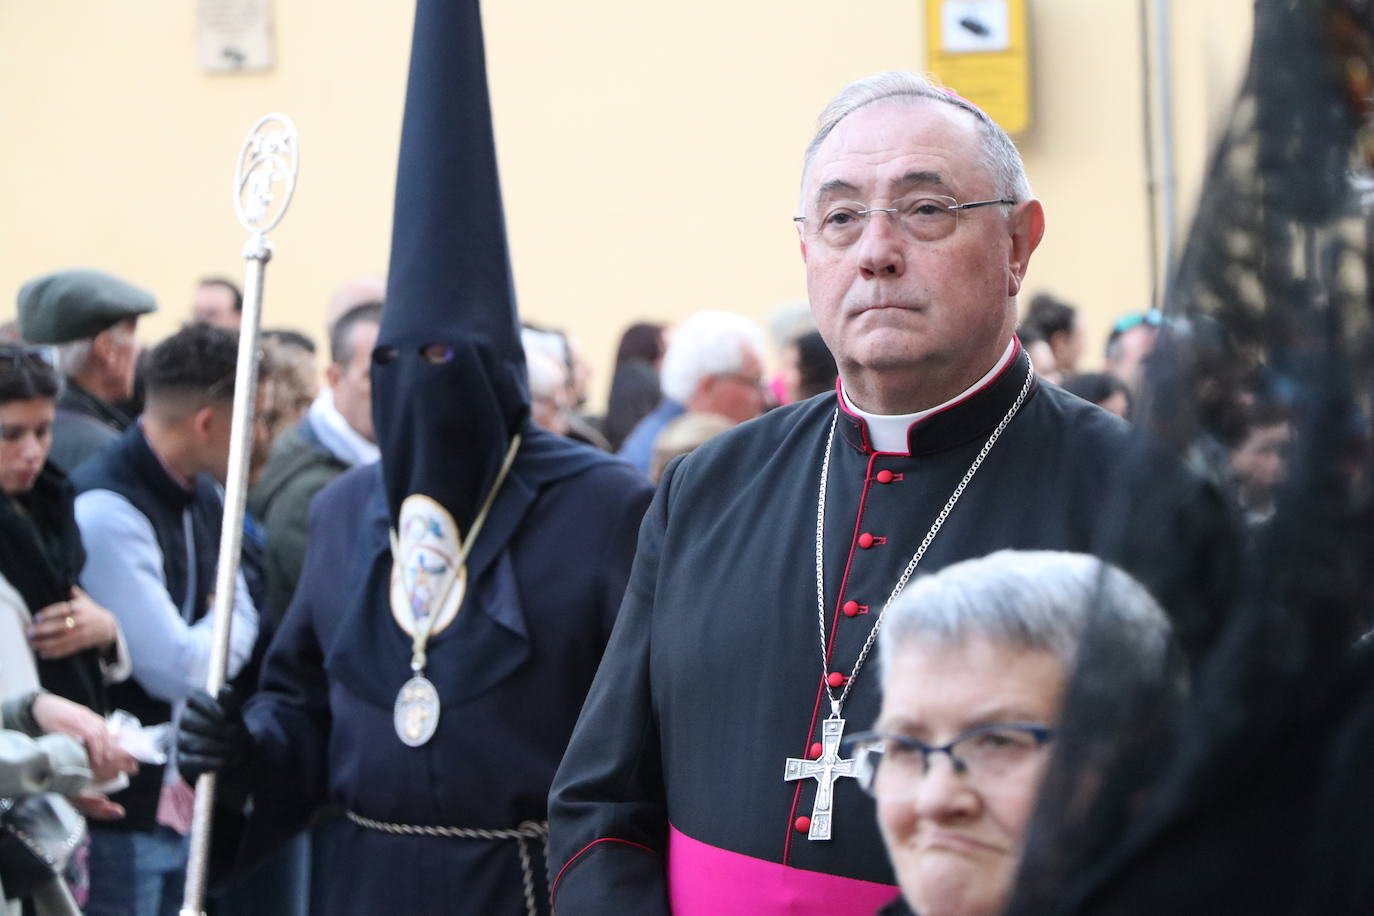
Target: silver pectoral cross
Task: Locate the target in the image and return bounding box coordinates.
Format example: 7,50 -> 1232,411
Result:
783,716 -> 857,841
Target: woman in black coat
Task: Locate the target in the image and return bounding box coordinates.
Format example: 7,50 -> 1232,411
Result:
0,345 -> 128,718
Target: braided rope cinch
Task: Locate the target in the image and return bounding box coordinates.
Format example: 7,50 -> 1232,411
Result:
346,811 -> 550,915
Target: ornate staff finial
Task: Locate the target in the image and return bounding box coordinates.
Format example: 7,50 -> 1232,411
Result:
233,113 -> 300,255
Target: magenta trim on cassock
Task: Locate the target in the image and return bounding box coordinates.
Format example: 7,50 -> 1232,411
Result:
667,824 -> 898,915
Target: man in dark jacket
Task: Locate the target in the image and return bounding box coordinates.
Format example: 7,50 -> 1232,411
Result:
73,324 -> 261,916
249,301 -> 381,626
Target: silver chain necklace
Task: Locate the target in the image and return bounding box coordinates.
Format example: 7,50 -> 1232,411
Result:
784,359 -> 1034,842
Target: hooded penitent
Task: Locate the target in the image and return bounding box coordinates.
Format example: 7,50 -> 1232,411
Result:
372,0 -> 527,528
323,0 -> 579,718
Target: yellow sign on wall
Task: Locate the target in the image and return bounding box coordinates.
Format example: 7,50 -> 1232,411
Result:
925,0 -> 1031,134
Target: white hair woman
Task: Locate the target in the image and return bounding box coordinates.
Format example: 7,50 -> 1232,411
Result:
848,550 -> 1171,916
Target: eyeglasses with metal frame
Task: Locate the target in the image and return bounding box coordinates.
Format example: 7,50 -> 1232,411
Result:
843,722 -> 1055,798
793,195 -> 1017,248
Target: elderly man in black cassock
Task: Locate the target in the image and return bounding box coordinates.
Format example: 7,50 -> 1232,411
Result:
547,72 -> 1227,914
174,1 -> 652,914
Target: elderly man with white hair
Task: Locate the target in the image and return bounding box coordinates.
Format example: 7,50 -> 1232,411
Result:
848,550 -> 1170,916
616,310 -> 767,473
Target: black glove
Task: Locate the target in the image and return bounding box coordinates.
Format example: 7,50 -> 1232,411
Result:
177,685 -> 251,784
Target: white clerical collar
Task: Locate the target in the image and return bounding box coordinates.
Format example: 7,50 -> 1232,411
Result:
840,338 -> 1018,454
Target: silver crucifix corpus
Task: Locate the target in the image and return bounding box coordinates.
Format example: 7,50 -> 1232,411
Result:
783,717 -> 857,841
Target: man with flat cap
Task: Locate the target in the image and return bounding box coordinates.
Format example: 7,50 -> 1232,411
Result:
17,268 -> 157,474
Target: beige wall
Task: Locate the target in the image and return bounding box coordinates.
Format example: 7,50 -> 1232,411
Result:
1,1 -> 1252,406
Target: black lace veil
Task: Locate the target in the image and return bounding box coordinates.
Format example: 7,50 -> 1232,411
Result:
1006,1 -> 1374,911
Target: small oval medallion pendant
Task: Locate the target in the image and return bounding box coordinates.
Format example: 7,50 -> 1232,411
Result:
394,675 -> 441,747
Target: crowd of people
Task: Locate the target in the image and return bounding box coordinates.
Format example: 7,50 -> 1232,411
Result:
0,262 -> 1291,916
0,39 -> 1316,916
0,256 -> 1291,915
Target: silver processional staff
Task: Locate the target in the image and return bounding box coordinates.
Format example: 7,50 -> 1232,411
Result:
180,112 -> 300,916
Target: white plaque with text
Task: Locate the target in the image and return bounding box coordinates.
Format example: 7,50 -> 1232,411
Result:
198,0 -> 275,72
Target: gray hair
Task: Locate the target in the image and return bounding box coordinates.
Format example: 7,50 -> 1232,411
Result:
521,328 -> 569,402
801,71 -> 1032,208
878,550 -> 1170,677
53,318 -> 138,379
54,338 -> 93,377
659,310 -> 766,404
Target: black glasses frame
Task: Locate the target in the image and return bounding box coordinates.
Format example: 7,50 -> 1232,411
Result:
843,722 -> 1055,790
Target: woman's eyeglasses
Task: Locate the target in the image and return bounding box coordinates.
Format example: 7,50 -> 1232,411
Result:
843,723 -> 1055,799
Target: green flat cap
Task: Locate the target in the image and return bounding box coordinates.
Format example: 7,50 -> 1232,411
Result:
17,269 -> 158,344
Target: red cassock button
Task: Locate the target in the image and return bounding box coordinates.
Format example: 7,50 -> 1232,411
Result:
809,742 -> 824,759
876,469 -> 894,484
795,816 -> 812,833
858,533 -> 875,549
827,671 -> 846,688
842,600 -> 860,617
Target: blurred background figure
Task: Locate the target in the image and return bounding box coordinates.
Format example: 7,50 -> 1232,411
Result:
1019,293 -> 1083,382
1016,324 -> 1060,384
251,302 -> 379,624
853,550 -> 1170,916
257,330 -> 321,448
766,302 -> 814,405
1061,371 -> 1132,419
778,329 -> 839,404
1227,399 -> 1292,528
648,411 -> 734,482
559,332 -> 609,450
1151,313 -> 1255,495
16,270 -> 157,475
522,324 -> 609,449
601,321 -> 666,453
523,327 -> 573,437
246,344 -> 285,489
1103,310 -> 1162,398
324,276 -> 386,330
190,277 -> 242,331
618,309 -> 768,474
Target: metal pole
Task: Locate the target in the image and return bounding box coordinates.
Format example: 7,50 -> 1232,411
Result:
180,114 -> 299,916
1153,0 -> 1179,301
1138,0 -> 1161,313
